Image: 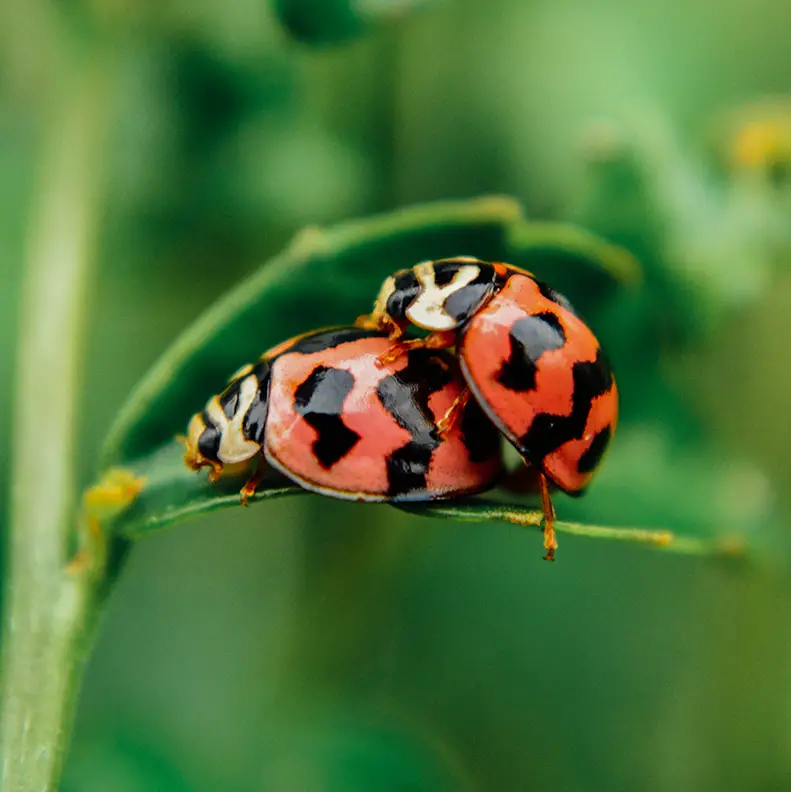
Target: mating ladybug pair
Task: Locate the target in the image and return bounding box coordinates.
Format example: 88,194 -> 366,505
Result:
183,257 -> 619,559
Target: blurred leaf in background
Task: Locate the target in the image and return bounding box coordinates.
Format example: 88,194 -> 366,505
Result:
4,0 -> 791,790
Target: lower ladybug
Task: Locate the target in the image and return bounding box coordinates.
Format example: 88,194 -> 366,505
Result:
184,326 -> 503,503
360,257 -> 619,559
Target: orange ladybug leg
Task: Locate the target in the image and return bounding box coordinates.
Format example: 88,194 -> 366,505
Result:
539,473 -> 558,562
423,331 -> 457,350
355,313 -> 406,338
355,312 -> 379,330
386,320 -> 408,342
240,454 -> 267,506
436,387 -> 471,438
379,338 -> 423,364
380,330 -> 456,365
206,460 -> 224,484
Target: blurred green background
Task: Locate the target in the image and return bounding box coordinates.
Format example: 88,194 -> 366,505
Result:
4,0 -> 791,790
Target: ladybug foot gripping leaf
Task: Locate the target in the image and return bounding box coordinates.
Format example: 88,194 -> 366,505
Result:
239,456 -> 268,506
501,463 -> 559,561
184,437 -> 262,504
539,473 -> 558,562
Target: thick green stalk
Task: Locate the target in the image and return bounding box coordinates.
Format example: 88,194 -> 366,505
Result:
0,50 -> 112,791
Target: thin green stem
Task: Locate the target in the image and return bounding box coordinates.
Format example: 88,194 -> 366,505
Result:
0,46 -> 113,792
550,520 -> 744,557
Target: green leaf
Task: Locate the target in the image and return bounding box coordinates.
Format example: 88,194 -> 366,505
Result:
258,713 -> 472,792
507,220 -> 640,321
273,0 -> 432,45
93,195 -> 668,553
107,440 -> 751,563
114,440 -> 302,541
62,731 -> 195,792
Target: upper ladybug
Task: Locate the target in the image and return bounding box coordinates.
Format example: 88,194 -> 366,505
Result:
361,257 -> 619,559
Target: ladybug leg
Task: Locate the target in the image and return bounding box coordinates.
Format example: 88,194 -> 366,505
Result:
387,320 -> 408,342
422,331 -> 457,350
206,460 -> 224,484
239,454 -> 267,506
183,434 -> 225,483
355,312 -> 406,338
500,467 -> 557,559
379,337 -> 423,364
379,330 -> 456,365
436,388 -> 471,439
539,473 -> 558,562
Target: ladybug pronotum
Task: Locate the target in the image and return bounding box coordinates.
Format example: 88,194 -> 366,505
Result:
360,257 -> 619,559
184,326 -> 503,503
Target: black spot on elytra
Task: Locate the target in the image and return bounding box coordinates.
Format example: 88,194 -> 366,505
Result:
294,366 -> 361,469
242,360 -> 271,444
376,349 -> 453,497
536,280 -> 578,317
517,349 -> 614,490
496,312 -> 567,392
459,397 -> 501,464
577,426 -> 612,474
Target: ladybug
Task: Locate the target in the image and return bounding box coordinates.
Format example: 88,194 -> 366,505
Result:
360,257 -> 619,559
183,326 -> 503,503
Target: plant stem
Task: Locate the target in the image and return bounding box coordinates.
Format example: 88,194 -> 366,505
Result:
0,46 -> 112,792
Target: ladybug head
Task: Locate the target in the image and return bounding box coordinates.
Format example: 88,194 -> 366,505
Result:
370,268 -> 418,326
183,361 -> 270,478
372,257 -> 496,332
184,410 -> 222,476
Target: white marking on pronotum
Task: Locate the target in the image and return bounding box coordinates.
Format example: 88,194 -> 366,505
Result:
205,374 -> 261,464
406,261 -> 481,331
